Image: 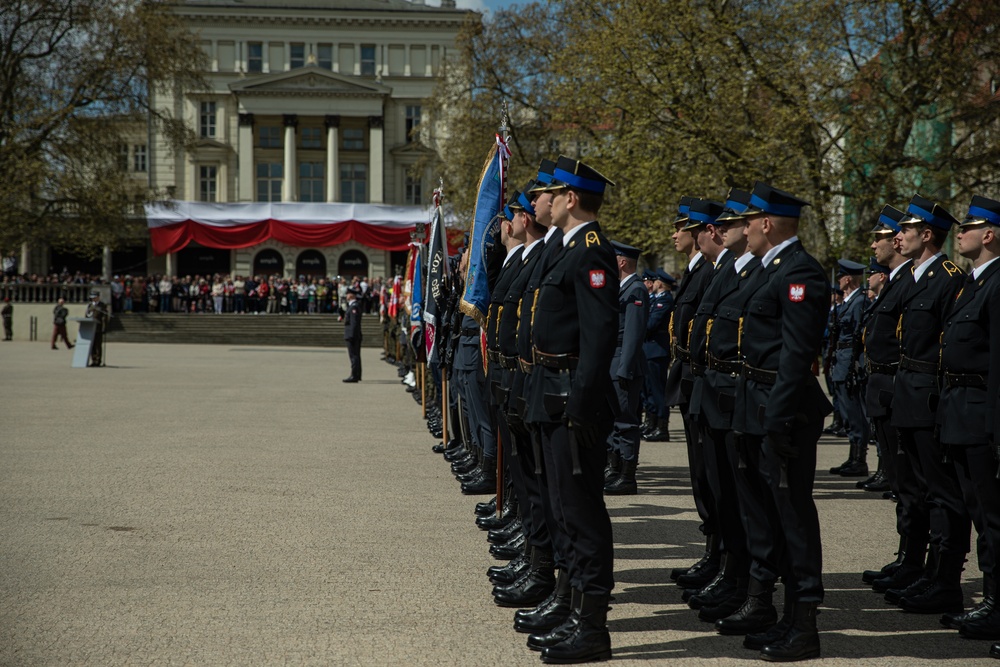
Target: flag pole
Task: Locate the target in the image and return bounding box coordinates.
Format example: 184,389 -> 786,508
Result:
495,100 -> 510,516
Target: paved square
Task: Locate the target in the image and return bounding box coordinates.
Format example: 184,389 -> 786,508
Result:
0,343 -> 991,665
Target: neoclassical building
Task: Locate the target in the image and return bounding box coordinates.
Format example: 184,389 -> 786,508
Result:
139,0 -> 470,280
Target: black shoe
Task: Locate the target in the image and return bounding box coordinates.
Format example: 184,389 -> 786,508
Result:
885,573 -> 934,605
943,595 -> 995,630
488,551 -> 530,585
699,587 -> 749,622
540,593 -> 612,664
991,642 -> 1000,658
837,459 -> 869,477
873,564 -> 924,593
681,567 -> 726,602
960,606 -> 1000,639
516,573 -> 572,634
898,582 -> 965,614
462,472 -> 498,495
760,602 -> 820,662
676,557 -> 721,590
456,466 -> 483,483
431,443 -> 446,454
856,471 -> 879,489
488,519 -> 523,545
644,427 -> 670,442
716,594 -> 779,635
863,549 -> 905,585
604,460 -> 638,495
477,507 -> 517,531
445,444 -> 469,462
342,377 -> 358,383
828,457 -> 853,475
494,561 -> 555,608
744,614 -> 792,651
475,496 -> 497,517
863,472 -> 891,492
491,532 -> 527,560
687,572 -> 732,610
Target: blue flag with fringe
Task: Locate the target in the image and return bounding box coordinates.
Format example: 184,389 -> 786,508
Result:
460,139 -> 508,326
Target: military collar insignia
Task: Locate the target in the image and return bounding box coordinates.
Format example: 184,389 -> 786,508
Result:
773,257 -> 781,265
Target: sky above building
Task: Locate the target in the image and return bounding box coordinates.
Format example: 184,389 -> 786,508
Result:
454,0 -> 523,14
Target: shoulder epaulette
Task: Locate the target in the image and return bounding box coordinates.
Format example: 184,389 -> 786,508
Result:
941,260 -> 963,277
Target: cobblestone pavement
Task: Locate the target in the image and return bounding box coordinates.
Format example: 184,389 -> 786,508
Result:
0,343 -> 992,666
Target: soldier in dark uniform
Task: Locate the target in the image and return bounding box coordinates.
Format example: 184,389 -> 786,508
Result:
1,297 -> 11,340
642,269 -> 674,442
938,196 -> 1000,645
886,195 -> 969,616
730,182 -> 832,661
84,290 -> 109,367
522,156 -> 618,664
604,241 -> 647,495
341,287 -> 363,382
667,196 -> 721,591
827,260 -> 871,478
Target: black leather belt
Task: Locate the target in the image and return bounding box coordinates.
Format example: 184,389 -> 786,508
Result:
707,353 -> 743,376
836,341 -> 854,350
533,349 -> 579,370
943,372 -> 986,388
674,345 -> 691,363
519,359 -> 534,374
691,361 -> 706,377
461,327 -> 480,336
487,350 -> 502,364
743,364 -> 778,385
866,359 -> 898,376
501,354 -> 519,371
899,356 -> 938,374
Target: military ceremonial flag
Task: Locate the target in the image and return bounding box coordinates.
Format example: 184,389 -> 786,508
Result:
459,135 -> 509,327
410,242 -> 423,337
424,189 -> 448,363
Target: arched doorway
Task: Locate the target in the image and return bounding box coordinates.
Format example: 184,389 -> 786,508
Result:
296,249 -> 327,279
252,249 -> 284,277
337,249 -> 369,278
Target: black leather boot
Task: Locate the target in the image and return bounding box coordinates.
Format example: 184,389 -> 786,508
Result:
898,552 -> 965,614
760,601 -> 821,662
640,413 -> 654,438
443,439 -> 467,461
874,540 -> 927,593
885,544 -> 936,603
475,496 -> 497,517
827,444 -> 854,474
461,457 -> 497,495
863,536 -> 906,584
516,570 -> 572,633
605,459 -> 638,495
686,570 -> 734,610
491,530 -> 526,560
991,643 -> 1000,658
487,517 -> 523,545
838,441 -> 869,477
744,585 -> 794,650
603,450 -> 621,483
671,535 -> 716,581
856,455 -> 883,488
477,503 -> 517,530
863,467 -> 890,492
494,547 -> 556,608
528,588 -> 581,651
488,547 -> 530,584
699,577 -> 749,622
540,592 -> 612,664
716,578 -> 778,635
645,417 -> 670,442
960,605 -> 1000,639
676,535 -> 721,589
944,574 -> 994,630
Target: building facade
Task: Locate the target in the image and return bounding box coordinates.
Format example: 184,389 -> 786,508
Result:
143,0 -> 470,280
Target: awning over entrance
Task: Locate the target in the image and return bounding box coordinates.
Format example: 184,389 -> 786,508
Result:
145,201 -> 433,256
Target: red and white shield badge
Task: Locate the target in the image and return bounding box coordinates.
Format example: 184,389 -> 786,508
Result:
589,270 -> 606,288
788,284 -> 806,302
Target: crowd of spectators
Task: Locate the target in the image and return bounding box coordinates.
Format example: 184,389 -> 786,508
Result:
0,270 -> 387,316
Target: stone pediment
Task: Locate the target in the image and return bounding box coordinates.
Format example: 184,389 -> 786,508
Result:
229,67 -> 391,98
390,141 -> 434,157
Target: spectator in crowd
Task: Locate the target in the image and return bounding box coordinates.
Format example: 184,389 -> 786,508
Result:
159,275 -> 172,312
212,276 -> 224,314
2,297 -> 12,340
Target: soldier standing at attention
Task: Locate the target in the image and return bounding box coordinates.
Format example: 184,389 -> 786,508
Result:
84,290 -> 109,367
523,156 -> 618,664
641,269 -> 674,442
887,195 -> 968,616
604,241 -> 647,495
341,287 -> 363,383
937,196 -> 1000,647
731,182 -> 831,662
1,297 -> 12,341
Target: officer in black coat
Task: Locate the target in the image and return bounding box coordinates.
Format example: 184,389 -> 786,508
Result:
888,195 -> 969,615
666,196 -> 720,589
828,259 -> 871,477
938,196 -> 1000,644
522,156 -> 618,664
341,287 -> 363,382
641,269 -> 673,441
860,206 -> 916,590
730,182 -> 832,662
604,241 -> 647,495
85,290 -> 109,367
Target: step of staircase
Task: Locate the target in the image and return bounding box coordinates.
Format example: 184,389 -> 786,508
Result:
106,314 -> 386,347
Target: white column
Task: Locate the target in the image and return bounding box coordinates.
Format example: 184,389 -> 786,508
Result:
282,115 -> 297,202
165,252 -> 177,277
238,113 -> 254,202
333,42 -> 339,73
368,116 -> 383,203
102,246 -> 112,282
404,44 -> 411,77
262,42 -> 270,73
354,44 -> 361,75
210,40 -> 218,72
325,115 -> 340,203
19,242 -> 29,276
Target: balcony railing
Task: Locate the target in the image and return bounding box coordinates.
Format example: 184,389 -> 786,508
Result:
0,283 -> 111,304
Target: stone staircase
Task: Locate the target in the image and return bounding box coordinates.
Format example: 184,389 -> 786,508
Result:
106,313 -> 387,347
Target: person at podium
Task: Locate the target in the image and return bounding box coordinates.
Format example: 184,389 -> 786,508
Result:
85,289 -> 109,366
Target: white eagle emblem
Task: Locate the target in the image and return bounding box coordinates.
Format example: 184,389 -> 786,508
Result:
788,284 -> 806,302
589,270 -> 606,288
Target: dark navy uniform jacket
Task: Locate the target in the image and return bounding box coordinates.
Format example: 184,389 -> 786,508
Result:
830,287 -> 868,382
938,259 -> 1000,445
343,299 -> 362,341
485,246 -> 524,404
643,291 -> 672,361
890,254 -> 964,429
859,260 -> 913,418
731,241 -> 832,436
666,254 -> 712,406
525,221 -> 618,426
501,240 -> 544,415
613,274 -> 648,381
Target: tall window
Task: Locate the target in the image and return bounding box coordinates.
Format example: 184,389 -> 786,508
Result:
340,163 -> 367,203
342,128 -> 364,150
405,105 -> 421,142
259,126 -> 281,148
290,43 -> 305,69
247,42 -> 263,73
133,144 -> 147,172
117,144 -> 129,171
299,162 -> 324,202
300,127 -> 322,149
317,43 -> 333,70
199,165 -> 217,202
256,162 -> 283,202
405,173 -> 422,205
360,45 -> 376,76
200,101 -> 216,138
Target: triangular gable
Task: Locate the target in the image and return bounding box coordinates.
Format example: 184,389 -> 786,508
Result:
229,67 -> 391,96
